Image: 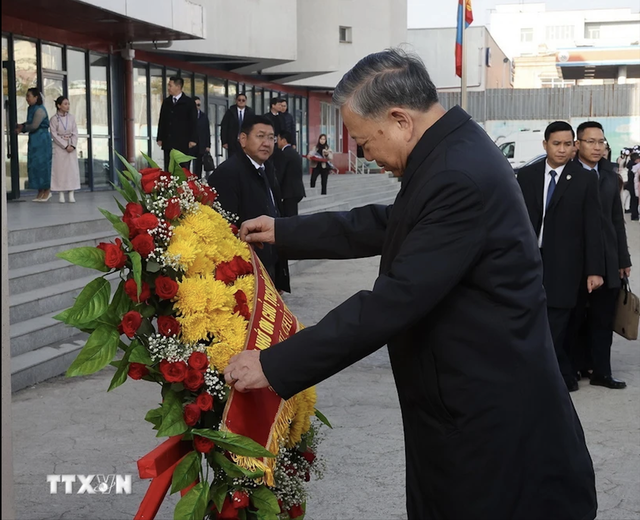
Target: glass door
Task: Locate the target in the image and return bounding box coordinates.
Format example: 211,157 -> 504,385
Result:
208,97 -> 228,166
3,60 -> 20,200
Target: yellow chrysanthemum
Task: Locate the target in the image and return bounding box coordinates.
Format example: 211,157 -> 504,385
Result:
286,387 -> 317,448
165,228 -> 200,270
206,341 -> 243,371
186,252 -> 216,277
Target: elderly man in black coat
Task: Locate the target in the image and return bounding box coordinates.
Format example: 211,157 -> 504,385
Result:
156,76 -> 198,170
224,49 -> 597,520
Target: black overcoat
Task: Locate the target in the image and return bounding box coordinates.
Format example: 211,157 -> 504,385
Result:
220,105 -> 254,150
575,158 -> 631,288
260,107 -> 596,519
277,145 -> 306,201
208,153 -> 290,293
156,94 -> 198,154
517,158 -> 604,308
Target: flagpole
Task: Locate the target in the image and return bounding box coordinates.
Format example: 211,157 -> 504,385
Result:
461,23 -> 468,111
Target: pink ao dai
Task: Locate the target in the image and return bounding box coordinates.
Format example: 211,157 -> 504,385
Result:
50,112 -> 81,191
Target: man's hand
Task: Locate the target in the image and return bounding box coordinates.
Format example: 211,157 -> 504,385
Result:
240,216 -> 276,248
189,141 -> 197,148
157,140 -> 162,148
206,147 -> 211,152
620,267 -> 631,279
223,144 -> 228,149
587,275 -> 604,293
223,350 -> 269,392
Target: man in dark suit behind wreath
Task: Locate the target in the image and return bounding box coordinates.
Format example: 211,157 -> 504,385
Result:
224,49 -> 597,520
570,121 -> 632,390
193,96 -> 211,178
208,115 -> 290,293
517,120 -> 604,392
276,130 -> 306,216
220,93 -> 253,158
156,76 -> 198,170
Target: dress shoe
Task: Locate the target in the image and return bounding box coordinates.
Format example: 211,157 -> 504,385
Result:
68,191 -> 76,203
58,192 -> 65,203
565,378 -> 579,392
40,193 -> 52,202
590,375 -> 626,389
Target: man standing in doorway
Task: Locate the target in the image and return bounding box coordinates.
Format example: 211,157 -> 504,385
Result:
572,121 -> 631,389
156,76 -> 198,170
278,99 -> 297,148
193,96 -> 211,179
221,93 -> 253,158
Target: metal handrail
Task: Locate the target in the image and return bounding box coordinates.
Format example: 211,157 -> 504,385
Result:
348,150 -> 370,174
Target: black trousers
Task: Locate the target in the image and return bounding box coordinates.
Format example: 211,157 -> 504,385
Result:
547,307 -> 575,382
310,165 -> 329,194
282,198 -> 300,217
629,188 -> 639,220
163,150 -> 191,172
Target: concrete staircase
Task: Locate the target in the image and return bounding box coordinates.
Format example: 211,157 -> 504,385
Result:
8,173 -> 400,391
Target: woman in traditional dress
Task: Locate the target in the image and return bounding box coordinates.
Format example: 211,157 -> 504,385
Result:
15,88 -> 52,202
50,96 -> 81,203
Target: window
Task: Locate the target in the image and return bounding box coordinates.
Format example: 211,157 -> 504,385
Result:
339,26 -> 352,43
520,28 -> 533,43
585,24 -> 600,40
499,142 -> 515,159
319,102 -> 343,153
545,25 -> 574,41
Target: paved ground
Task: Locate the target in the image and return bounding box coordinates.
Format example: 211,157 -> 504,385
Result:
9,217 -> 640,520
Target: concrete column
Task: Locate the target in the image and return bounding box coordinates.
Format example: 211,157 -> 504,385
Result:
618,65 -> 627,85
121,47 -> 136,164
1,39 -> 16,519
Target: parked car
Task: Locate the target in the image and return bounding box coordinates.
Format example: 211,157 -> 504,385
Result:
513,153 -> 546,176
495,130 -> 545,169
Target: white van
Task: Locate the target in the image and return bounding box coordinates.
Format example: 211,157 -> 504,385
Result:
495,130 -> 545,169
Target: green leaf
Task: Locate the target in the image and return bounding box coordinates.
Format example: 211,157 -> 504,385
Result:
66,325 -> 119,377
138,318 -> 156,338
191,429 -> 275,458
98,207 -> 130,240
67,277 -> 111,325
173,481 -> 209,520
116,170 -> 138,202
314,409 -> 333,429
108,281 -> 131,319
146,259 -> 161,273
140,304 -> 156,319
57,247 -> 110,272
141,151 -> 160,169
129,340 -> 152,365
116,151 -> 142,188
110,181 -> 136,204
114,196 -> 127,214
250,485 -> 280,514
170,149 -> 194,182
107,346 -> 133,392
171,451 -> 202,494
157,389 -> 188,437
255,510 -> 279,520
145,407 -> 164,429
128,251 -> 143,299
211,451 -> 264,479
53,307 -> 73,324
210,480 -> 228,515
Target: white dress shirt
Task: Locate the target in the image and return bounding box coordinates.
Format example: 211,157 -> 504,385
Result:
538,161 -> 566,248
172,92 -> 183,103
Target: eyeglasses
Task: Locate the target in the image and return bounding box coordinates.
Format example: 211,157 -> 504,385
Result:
578,139 -> 607,147
195,104 -> 201,107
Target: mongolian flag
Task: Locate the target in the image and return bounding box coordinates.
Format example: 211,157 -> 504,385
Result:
455,0 -> 474,78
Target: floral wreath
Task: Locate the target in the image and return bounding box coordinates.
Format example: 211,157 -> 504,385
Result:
55,150 -> 330,520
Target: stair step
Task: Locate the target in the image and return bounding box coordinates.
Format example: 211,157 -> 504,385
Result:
10,272 -> 121,324
8,218 -> 114,247
8,230 -> 118,269
9,259 -> 99,295
11,335 -> 88,392
9,310 -> 87,357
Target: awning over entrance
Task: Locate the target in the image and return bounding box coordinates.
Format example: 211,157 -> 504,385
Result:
557,47 -> 640,81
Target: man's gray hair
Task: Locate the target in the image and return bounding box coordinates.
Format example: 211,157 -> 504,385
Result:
333,48 -> 439,119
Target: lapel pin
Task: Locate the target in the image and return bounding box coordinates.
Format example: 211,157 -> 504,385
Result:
566,175 -> 572,180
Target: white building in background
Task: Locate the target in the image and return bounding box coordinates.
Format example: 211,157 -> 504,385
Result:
408,26 -> 512,92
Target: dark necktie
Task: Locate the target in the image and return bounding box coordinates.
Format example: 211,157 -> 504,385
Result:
173,97 -> 177,105
258,166 -> 277,217
592,168 -> 599,179
546,170 -> 557,210
238,110 -> 244,131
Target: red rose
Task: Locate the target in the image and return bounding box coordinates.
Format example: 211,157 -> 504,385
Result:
218,498 -> 240,519
195,392 -> 214,411
98,240 -> 127,269
155,276 -> 179,300
215,262 -> 237,284
134,212 -> 159,232
288,504 -> 304,518
165,198 -> 181,220
232,491 -> 250,509
123,216 -> 139,238
139,167 -> 162,176
183,167 -> 196,179
199,185 -> 217,205
157,315 -> 181,337
230,224 -> 238,235
234,290 -> 250,320
159,359 -> 187,383
124,202 -> 144,219
141,171 -> 162,193
120,310 -> 142,338
131,233 -> 155,258
183,403 -> 201,426
193,435 -> 215,454
124,279 -> 151,303
128,362 -> 149,380
188,352 -> 209,371
302,450 -> 316,465
230,256 -> 253,276
183,369 -> 205,392
187,180 -> 201,197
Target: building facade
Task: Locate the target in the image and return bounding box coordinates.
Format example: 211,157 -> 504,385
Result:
2,0 -> 407,200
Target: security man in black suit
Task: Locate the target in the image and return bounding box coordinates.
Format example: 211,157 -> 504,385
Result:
208,115 -> 290,293
193,96 -> 211,178
572,121 -> 632,389
276,130 -> 306,216
156,76 -> 198,169
220,93 -> 254,158
517,121 -> 604,392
